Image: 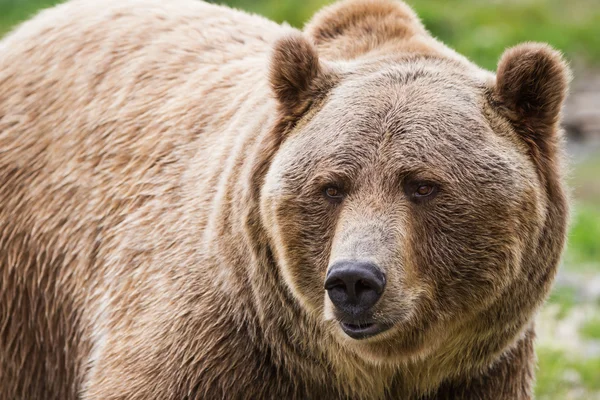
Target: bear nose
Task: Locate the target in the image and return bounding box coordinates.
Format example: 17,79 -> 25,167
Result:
324,261 -> 386,316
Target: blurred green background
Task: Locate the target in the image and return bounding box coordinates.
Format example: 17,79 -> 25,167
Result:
1,0 -> 599,398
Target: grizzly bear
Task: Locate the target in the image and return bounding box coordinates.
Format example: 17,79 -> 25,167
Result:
0,0 -> 570,398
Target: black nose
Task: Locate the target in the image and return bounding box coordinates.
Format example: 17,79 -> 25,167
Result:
324,261 -> 386,316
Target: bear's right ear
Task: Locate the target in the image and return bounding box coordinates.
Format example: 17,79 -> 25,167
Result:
493,43 -> 570,166
270,33 -> 335,124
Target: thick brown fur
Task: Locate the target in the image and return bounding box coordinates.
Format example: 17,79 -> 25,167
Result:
0,0 -> 569,399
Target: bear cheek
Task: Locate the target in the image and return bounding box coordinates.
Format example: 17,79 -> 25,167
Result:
408,199 -> 522,318
262,190 -> 335,313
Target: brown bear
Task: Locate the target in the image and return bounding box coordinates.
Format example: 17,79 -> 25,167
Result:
0,0 -> 570,398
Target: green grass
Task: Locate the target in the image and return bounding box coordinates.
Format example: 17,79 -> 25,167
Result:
536,347 -> 600,398
535,348 -> 574,399
576,357 -> 600,391
565,204 -> 600,270
408,0 -> 600,70
538,156 -> 600,398
581,316 -> 600,340
564,154 -> 600,272
0,0 -> 63,36
547,286 -> 579,320
570,155 -> 600,204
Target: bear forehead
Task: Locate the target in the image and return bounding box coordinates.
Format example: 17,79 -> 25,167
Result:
267,65 -> 542,198
328,61 -> 489,132
282,62 -> 519,174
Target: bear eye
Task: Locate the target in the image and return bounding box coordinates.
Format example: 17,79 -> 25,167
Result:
323,186 -> 345,203
406,181 -> 439,202
415,184 -> 434,197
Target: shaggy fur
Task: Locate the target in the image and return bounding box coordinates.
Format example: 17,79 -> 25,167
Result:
0,0 -> 569,399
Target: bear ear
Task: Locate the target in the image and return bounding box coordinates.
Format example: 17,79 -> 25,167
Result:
270,32 -> 335,123
493,43 -> 570,157
304,0 -> 426,60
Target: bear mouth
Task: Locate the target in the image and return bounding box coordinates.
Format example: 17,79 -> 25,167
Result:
339,321 -> 392,340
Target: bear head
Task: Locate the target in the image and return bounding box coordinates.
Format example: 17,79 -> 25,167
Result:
254,1 -> 569,366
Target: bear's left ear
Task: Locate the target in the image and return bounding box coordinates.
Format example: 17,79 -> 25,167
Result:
270,32 -> 336,124
493,43 -> 570,158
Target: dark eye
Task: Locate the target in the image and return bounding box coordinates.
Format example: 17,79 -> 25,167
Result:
323,186 -> 345,203
415,184 -> 434,197
406,181 -> 439,202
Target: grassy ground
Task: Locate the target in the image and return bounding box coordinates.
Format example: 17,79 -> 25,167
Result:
1,0 -> 599,398
0,0 -> 60,36
535,153 -> 600,399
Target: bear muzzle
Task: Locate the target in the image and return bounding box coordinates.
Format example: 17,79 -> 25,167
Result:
324,261 -> 391,339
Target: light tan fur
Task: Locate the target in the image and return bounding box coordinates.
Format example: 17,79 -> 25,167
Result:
0,0 -> 569,399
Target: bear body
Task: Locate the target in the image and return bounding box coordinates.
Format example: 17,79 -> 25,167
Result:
0,0 -> 569,399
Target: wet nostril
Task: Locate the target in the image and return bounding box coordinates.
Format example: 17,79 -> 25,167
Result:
355,279 -> 372,295
324,277 -> 345,291
357,277 -> 385,295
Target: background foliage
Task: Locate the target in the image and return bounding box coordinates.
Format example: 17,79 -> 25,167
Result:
2,0 -> 600,70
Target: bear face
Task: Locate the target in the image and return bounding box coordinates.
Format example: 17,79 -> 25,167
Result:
260,33 -> 569,364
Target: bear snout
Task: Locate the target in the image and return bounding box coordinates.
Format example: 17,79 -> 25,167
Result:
324,261 -> 386,312
324,261 -> 392,339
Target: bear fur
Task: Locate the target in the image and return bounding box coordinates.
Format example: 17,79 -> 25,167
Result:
0,0 -> 570,398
